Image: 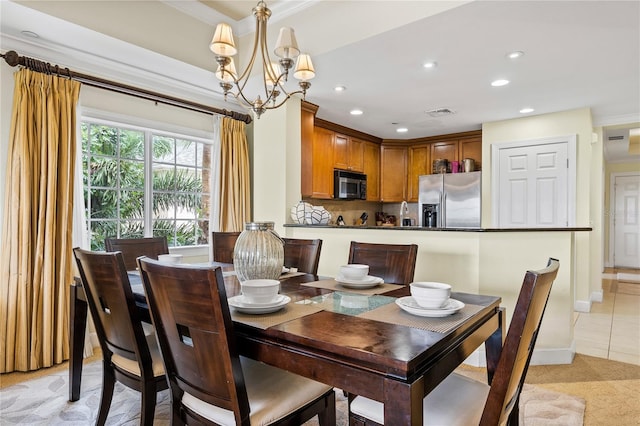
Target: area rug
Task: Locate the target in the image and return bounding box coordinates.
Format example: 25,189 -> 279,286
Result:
0,361 -> 584,425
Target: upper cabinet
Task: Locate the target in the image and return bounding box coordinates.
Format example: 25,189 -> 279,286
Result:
458,137 -> 482,170
380,145 -> 407,202
334,134 -> 364,172
430,140 -> 459,171
407,144 -> 430,202
363,141 -> 380,201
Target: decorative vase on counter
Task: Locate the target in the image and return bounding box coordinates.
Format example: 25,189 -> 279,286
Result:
233,222 -> 284,282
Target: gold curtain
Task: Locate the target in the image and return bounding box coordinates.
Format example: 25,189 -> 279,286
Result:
0,69 -> 81,372
218,117 -> 251,231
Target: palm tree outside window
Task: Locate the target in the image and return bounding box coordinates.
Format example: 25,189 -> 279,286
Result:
81,120 -> 212,250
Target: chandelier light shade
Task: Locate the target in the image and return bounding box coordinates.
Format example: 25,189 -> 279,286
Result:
209,1 -> 316,118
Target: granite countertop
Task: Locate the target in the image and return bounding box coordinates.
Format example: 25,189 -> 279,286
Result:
283,224 -> 592,232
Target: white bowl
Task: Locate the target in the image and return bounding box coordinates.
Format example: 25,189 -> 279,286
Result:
410,282 -> 451,309
241,279 -> 280,304
339,264 -> 369,280
157,254 -> 183,264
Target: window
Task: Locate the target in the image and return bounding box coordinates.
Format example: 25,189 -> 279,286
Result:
82,119 -> 213,250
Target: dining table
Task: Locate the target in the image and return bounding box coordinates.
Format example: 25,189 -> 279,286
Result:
69,262 -> 505,425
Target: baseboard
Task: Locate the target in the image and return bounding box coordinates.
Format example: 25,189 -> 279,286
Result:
574,299 -> 591,313
591,290 -> 604,303
463,345 -> 575,367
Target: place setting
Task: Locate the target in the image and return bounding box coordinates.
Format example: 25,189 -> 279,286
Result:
334,264 -> 383,289
228,279 -> 291,314
395,282 -> 465,318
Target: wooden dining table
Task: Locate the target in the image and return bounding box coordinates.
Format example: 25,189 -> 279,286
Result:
69,263 -> 504,425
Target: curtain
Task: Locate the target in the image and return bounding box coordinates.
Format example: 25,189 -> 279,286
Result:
218,116 -> 250,232
0,69 -> 81,372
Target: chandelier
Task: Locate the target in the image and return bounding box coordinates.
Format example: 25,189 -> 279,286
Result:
209,1 -> 316,118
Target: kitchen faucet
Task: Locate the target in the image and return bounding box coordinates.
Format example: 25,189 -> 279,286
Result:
399,201 -> 409,226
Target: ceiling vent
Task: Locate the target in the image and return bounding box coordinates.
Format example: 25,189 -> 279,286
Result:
608,135 -> 624,141
426,108 -> 455,117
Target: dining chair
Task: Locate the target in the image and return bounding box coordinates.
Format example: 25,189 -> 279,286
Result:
349,257 -> 560,426
104,236 -> 169,271
283,237 -> 323,274
136,257 -> 336,426
72,248 -> 167,426
211,231 -> 241,263
347,241 -> 418,284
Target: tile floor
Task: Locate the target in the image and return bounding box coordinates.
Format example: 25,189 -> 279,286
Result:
573,268 -> 640,365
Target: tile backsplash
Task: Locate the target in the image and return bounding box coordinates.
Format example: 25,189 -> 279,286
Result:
296,199 -> 419,227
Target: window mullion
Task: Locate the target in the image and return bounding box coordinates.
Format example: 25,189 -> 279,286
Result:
144,131 -> 153,237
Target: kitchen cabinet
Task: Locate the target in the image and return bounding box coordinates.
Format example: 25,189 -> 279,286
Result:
334,133 -> 364,172
430,141 -> 458,172
363,141 -> 380,201
380,145 -> 407,202
458,137 -> 482,170
407,144 -> 430,202
307,126 -> 335,199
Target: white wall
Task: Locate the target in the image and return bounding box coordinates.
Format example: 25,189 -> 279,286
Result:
482,108 -> 597,310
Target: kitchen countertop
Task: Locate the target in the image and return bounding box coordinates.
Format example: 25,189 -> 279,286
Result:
284,224 -> 592,232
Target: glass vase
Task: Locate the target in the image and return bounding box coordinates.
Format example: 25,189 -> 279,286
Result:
233,222 -> 284,282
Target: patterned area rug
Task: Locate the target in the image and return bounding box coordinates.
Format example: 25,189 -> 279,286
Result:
0,361 -> 584,425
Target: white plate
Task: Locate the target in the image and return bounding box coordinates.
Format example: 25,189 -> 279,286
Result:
395,297 -> 465,317
335,275 -> 384,288
228,295 -> 290,314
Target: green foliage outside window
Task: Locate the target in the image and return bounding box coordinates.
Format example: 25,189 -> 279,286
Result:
82,122 -> 210,250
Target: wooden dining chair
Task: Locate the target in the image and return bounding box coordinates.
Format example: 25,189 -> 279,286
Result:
72,248 -> 167,426
211,231 -> 241,263
137,257 -> 336,426
348,241 -> 418,285
283,237 -> 323,274
104,236 -> 169,271
349,257 -> 560,426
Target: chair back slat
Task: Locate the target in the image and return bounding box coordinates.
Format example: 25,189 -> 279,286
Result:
480,258 -> 560,425
137,258 -> 250,422
105,236 -> 169,271
283,238 -> 323,274
348,241 -> 418,284
211,232 -> 241,263
73,248 -> 152,367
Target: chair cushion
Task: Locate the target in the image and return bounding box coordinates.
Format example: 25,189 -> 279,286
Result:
111,333 -> 165,378
350,373 -> 489,425
182,356 -> 333,426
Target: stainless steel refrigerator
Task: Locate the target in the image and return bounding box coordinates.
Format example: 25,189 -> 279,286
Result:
418,171 -> 481,228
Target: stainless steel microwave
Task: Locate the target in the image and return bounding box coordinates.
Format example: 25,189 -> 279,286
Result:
334,170 -> 367,200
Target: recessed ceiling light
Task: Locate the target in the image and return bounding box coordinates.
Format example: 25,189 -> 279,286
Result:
507,51 -> 524,59
396,127 -> 408,133
491,79 -> 510,87
334,85 -> 346,92
519,107 -> 534,114
21,30 -> 39,38
423,61 -> 437,69
350,109 -> 363,116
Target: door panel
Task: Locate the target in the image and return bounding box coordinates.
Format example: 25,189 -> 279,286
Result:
614,175 -> 640,268
498,142 -> 568,227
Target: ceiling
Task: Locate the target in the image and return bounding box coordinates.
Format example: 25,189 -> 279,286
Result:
1,0 -> 639,161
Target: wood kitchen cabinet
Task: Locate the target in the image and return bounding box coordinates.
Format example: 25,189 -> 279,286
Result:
430,140 -> 458,172
334,133 -> 364,172
307,126 -> 335,199
458,137 -> 482,170
363,141 -> 380,201
380,145 -> 407,202
407,144 -> 430,202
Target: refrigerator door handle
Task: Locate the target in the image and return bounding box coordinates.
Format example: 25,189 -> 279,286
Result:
442,193 -> 446,227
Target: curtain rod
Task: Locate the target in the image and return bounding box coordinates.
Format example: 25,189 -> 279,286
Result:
1,50 -> 253,124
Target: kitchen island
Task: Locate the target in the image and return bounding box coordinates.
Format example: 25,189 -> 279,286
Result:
283,223 -> 592,366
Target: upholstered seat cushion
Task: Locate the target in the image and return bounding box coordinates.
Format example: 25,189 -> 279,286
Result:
111,333 -> 165,377
350,373 -> 489,425
182,356 -> 333,426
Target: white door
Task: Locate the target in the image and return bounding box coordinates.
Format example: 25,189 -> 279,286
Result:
496,140 -> 570,227
613,174 -> 640,268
